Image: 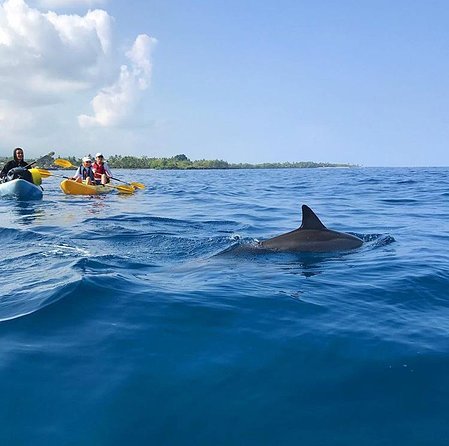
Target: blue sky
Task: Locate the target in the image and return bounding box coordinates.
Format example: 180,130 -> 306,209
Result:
1,0 -> 449,166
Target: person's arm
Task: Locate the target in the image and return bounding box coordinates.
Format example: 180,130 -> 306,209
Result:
71,167 -> 81,180
0,165 -> 7,179
0,161 -> 13,178
104,162 -> 113,178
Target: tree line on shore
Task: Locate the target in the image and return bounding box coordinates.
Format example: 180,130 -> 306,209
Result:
0,153 -> 356,170
105,154 -> 356,169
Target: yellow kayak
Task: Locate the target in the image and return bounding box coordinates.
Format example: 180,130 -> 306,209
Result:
60,179 -> 113,195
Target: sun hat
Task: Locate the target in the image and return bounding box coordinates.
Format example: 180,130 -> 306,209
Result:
82,156 -> 92,162
95,153 -> 104,158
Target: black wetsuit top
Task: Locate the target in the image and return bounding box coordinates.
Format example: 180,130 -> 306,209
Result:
0,159 -> 28,179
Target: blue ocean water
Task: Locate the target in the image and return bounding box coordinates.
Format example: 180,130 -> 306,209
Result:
1,167 -> 449,445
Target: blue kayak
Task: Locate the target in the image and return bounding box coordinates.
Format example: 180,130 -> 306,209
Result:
0,178 -> 43,200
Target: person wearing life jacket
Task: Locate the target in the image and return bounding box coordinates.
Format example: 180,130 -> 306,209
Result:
0,147 -> 28,180
72,156 -> 95,184
92,152 -> 112,185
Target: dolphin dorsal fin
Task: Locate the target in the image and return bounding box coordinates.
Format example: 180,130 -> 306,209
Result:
300,205 -> 327,230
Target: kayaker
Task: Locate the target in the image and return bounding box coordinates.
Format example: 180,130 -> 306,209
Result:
72,157 -> 95,184
0,147 -> 28,179
92,153 -> 112,185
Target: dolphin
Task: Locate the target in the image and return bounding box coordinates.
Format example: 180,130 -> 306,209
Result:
258,205 -> 363,252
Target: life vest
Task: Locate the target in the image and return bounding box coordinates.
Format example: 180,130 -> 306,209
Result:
80,166 -> 94,180
93,162 -> 106,180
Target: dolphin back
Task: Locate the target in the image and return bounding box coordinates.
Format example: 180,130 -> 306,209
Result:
259,204 -> 363,252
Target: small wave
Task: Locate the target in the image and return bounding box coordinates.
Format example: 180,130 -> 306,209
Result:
380,199 -> 418,204
72,256 -> 159,273
356,178 -> 383,185
84,214 -> 185,225
0,272 -> 81,323
0,227 -> 44,244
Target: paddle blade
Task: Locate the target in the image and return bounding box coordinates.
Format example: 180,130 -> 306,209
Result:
110,177 -> 145,189
35,168 -> 52,178
54,158 -> 75,168
115,185 -> 135,194
130,182 -> 145,189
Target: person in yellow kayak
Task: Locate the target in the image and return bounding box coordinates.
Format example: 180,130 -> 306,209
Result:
0,147 -> 29,179
92,153 -> 113,185
71,156 -> 95,184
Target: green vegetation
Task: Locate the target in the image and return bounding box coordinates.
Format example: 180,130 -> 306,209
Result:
0,153 -> 357,170
93,154 -> 356,169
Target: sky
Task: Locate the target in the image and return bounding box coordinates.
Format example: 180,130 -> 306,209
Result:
1,0 -> 449,166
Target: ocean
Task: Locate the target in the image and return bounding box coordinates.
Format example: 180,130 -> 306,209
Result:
1,167 -> 449,445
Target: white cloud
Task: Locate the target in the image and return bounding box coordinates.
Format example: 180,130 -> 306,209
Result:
78,34 -> 156,128
0,0 -> 155,135
0,0 -> 112,103
45,7 -> 111,54
0,101 -> 36,130
36,0 -> 106,8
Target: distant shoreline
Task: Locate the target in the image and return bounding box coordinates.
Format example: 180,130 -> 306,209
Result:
0,153 -> 358,170
105,155 -> 358,169
103,165 -> 358,170
62,154 -> 358,170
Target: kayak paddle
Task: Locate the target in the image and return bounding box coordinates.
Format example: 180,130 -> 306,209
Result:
110,177 -> 145,190
25,152 -> 56,169
54,158 -> 76,168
